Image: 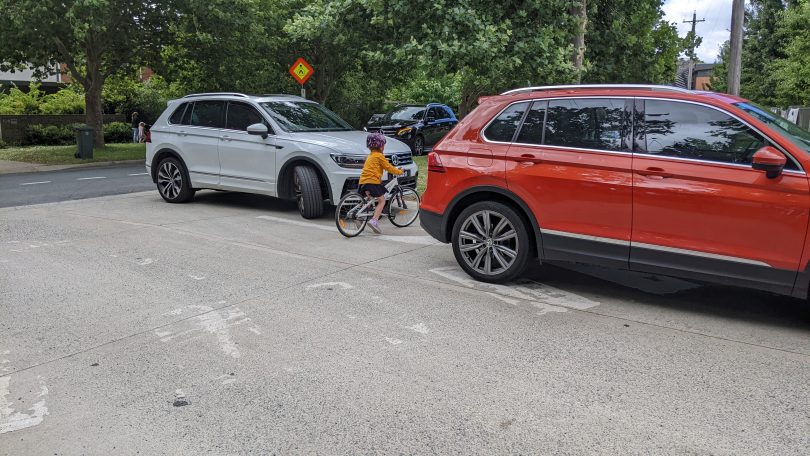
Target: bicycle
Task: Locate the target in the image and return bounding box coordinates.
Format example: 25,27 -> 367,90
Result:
335,176 -> 421,237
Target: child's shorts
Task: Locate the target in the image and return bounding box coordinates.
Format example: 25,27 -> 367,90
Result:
358,183 -> 386,198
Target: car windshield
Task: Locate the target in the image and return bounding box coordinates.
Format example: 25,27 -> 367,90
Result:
260,101 -> 352,132
735,102 -> 810,153
384,106 -> 425,121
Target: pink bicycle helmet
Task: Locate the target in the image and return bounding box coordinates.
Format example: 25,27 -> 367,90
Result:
366,132 -> 387,150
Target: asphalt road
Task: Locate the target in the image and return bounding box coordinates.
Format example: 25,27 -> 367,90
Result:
0,164 -> 154,208
1,191 -> 809,454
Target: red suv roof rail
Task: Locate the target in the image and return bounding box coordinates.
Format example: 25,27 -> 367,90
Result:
501,84 -> 692,96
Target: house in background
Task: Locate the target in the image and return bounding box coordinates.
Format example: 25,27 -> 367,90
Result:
0,64 -> 68,93
692,63 -> 715,91
675,60 -> 715,91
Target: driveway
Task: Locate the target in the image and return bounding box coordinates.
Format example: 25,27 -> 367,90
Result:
1,191 -> 808,454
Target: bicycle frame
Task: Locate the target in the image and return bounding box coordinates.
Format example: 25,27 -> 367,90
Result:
350,177 -> 403,219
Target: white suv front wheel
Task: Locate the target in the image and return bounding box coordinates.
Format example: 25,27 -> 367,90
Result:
293,165 -> 324,219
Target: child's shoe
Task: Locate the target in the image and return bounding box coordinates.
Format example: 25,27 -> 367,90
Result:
369,219 -> 382,234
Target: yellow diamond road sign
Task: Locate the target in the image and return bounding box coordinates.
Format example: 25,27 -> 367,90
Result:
289,58 -> 314,85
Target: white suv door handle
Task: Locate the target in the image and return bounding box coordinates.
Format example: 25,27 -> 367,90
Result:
221,135 -> 231,141
178,130 -> 187,136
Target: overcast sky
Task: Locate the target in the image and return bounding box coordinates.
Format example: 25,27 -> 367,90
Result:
663,0 -> 732,63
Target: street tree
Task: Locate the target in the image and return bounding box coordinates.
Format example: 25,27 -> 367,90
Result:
0,0 -> 174,147
584,0 -> 684,84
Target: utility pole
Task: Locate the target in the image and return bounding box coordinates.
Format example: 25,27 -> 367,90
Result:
727,0 -> 744,96
683,11 -> 705,90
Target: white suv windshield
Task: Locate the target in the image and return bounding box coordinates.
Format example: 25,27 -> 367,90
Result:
260,101 -> 352,132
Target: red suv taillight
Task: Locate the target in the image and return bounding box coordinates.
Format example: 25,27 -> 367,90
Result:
427,152 -> 445,173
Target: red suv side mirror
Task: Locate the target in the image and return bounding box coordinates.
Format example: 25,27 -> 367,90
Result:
752,146 -> 787,179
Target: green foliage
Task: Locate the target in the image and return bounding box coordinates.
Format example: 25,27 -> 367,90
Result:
584,0 -> 685,84
39,86 -> 85,114
740,0 -> 789,106
708,41 -> 730,93
711,1 -> 810,107
0,84 -> 43,115
771,0 -> 810,106
103,75 -> 180,124
0,84 -> 84,115
24,121 -> 131,146
0,0 -> 175,146
24,124 -> 79,146
159,0 -> 293,95
387,72 -> 463,110
103,122 -> 133,143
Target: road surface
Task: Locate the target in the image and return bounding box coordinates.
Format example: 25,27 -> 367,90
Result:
1,190 -> 809,454
0,164 -> 153,208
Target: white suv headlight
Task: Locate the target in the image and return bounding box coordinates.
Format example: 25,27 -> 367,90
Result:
330,154 -> 366,169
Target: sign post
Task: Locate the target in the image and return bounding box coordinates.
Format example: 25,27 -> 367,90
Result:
288,57 -> 314,99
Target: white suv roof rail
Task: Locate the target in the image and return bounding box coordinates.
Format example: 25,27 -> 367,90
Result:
501,84 -> 692,95
261,93 -> 305,99
183,92 -> 249,98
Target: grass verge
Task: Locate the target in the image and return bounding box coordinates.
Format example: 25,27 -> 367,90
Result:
0,143 -> 145,165
414,155 -> 427,194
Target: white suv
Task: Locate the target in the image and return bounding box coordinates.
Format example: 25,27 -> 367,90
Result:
145,93 -> 418,218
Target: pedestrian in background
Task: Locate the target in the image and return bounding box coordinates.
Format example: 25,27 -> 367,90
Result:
138,122 -> 146,143
131,112 -> 140,143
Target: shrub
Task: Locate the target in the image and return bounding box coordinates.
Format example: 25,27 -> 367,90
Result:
24,124 -> 75,146
104,122 -> 132,143
39,87 -> 85,114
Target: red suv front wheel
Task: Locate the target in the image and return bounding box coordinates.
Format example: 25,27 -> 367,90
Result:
451,201 -> 531,282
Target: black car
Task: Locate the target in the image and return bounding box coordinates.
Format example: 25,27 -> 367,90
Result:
364,103 -> 458,155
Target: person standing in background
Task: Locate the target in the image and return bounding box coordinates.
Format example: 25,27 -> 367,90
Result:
131,112 -> 139,143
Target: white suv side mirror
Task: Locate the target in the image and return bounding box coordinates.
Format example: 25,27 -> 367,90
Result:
247,123 -> 269,138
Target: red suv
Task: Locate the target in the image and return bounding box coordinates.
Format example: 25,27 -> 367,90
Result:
420,84 -> 810,298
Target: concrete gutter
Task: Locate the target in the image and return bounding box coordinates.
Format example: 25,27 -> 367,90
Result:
0,159 -> 145,175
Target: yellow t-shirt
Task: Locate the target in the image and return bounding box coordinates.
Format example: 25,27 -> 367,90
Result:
359,150 -> 403,185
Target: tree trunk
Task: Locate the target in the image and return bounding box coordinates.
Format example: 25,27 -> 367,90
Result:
570,0 -> 587,82
85,83 -> 105,148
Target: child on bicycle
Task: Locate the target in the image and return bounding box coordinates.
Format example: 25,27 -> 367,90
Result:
358,133 -> 403,234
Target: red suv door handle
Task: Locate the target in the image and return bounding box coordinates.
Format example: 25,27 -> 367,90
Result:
638,167 -> 673,179
518,153 -> 541,167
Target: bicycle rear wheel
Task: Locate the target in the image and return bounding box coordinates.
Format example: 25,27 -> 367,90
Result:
335,192 -> 369,237
388,187 -> 421,227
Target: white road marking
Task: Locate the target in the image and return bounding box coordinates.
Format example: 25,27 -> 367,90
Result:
307,282 -> 353,290
19,181 -> 51,186
257,215 -> 436,245
128,172 -> 148,176
430,266 -> 600,314
77,176 -> 106,180
159,305 -> 259,359
385,337 -> 403,345
188,274 -> 205,281
221,378 -> 237,385
136,258 -> 153,266
408,323 -> 429,334
0,375 -> 49,434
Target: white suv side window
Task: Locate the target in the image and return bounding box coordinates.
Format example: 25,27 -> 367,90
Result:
226,102 -> 273,133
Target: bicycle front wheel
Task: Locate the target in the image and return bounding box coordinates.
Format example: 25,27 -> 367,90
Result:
335,192 -> 369,237
388,187 -> 421,227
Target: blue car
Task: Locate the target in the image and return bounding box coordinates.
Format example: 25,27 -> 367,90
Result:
364,103 -> 458,155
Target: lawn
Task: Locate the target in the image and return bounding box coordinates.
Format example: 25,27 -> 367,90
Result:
0,143 -> 145,165
414,155 -> 427,194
